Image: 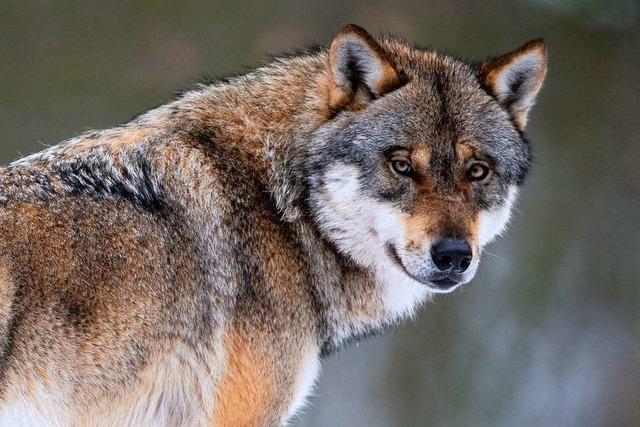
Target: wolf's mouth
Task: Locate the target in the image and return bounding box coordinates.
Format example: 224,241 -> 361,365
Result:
429,277 -> 459,289
385,243 -> 419,280
385,243 -> 462,291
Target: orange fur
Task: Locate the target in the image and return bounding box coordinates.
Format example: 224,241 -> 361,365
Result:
213,332 -> 278,427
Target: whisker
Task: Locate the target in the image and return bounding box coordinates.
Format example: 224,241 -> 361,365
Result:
513,205 -> 524,218
482,250 -> 499,258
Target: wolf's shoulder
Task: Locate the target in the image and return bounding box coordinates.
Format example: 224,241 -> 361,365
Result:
0,122 -> 277,224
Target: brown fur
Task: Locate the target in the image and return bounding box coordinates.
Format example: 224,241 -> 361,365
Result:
0,24 -> 545,425
213,332 -> 280,427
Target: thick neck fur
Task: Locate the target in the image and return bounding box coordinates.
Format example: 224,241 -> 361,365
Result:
1,48 -> 427,355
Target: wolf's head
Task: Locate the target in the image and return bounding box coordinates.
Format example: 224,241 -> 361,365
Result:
306,25 -> 546,295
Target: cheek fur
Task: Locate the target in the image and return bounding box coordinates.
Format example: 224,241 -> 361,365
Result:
314,163 -> 408,266
477,185 -> 519,246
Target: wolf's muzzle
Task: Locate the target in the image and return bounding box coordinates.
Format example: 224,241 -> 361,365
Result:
430,238 -> 473,274
386,239 -> 475,292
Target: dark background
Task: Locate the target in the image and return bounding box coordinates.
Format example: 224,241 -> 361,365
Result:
1,1 -> 638,426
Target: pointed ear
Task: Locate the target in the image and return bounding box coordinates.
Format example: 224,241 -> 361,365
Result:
327,24 -> 402,112
481,39 -> 547,130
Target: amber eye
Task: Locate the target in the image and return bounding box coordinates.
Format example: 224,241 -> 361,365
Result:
467,162 -> 490,182
390,158 -> 412,176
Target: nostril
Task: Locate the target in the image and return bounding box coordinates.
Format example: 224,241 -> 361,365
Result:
435,254 -> 453,269
431,238 -> 473,272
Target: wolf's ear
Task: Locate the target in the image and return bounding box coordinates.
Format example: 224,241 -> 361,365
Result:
481,39 -> 547,130
327,24 -> 401,112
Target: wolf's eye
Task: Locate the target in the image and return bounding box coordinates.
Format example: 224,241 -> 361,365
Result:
467,162 -> 490,182
390,159 -> 412,176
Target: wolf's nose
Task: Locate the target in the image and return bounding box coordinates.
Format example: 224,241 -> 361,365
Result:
431,239 -> 473,273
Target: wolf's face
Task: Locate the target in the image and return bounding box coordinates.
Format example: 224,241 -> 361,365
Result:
307,26 -> 546,295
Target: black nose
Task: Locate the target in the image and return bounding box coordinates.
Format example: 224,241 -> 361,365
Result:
431,239 -> 473,273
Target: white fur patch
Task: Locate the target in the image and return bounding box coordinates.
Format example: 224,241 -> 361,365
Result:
376,260 -> 430,319
477,185 -> 519,247
0,397 -> 59,427
284,345 -> 321,424
316,164 -> 429,320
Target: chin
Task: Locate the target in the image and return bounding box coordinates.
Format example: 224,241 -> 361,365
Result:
424,277 -> 469,294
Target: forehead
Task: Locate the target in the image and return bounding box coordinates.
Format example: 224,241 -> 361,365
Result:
378,51 -> 514,142
353,44 -> 527,171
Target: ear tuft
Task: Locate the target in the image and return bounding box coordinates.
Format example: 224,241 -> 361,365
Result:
481,39 -> 547,130
328,24 -> 401,113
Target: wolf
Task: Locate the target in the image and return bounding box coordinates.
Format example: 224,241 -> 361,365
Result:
0,24 -> 546,426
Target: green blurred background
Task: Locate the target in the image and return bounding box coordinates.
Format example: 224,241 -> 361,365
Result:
1,1 -> 638,426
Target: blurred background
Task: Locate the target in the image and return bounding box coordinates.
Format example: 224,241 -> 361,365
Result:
1,1 -> 638,426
